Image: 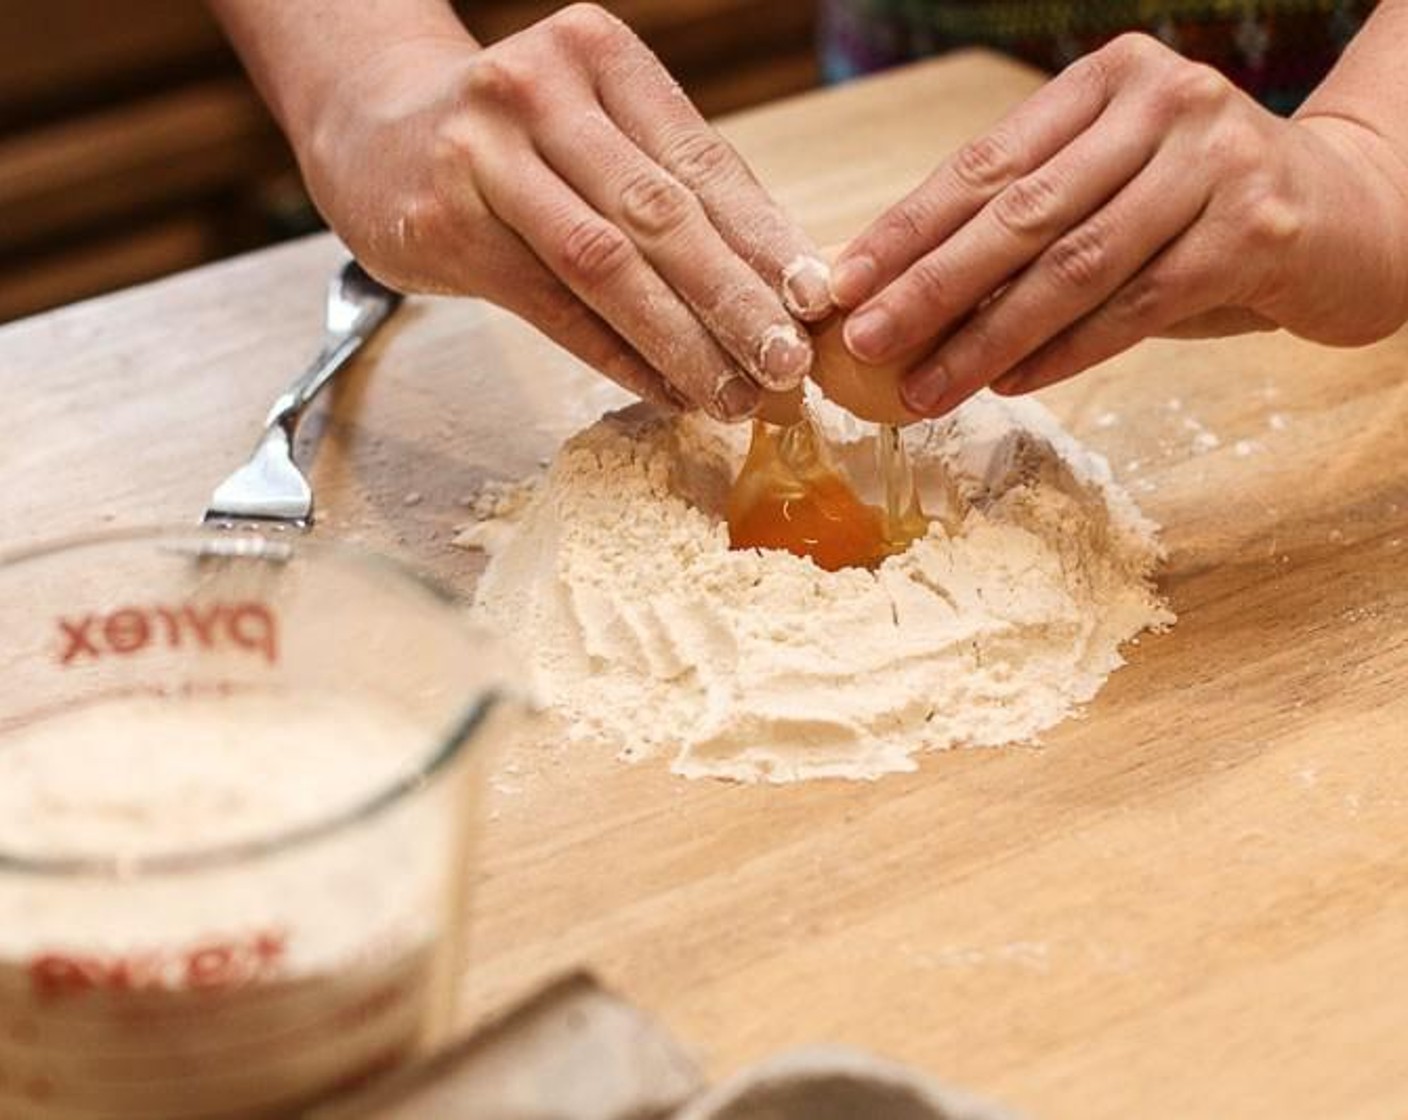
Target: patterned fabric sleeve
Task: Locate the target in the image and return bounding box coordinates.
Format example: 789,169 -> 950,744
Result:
819,0 -> 1374,113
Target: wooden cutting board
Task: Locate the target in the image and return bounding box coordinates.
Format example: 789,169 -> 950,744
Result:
5,50 -> 1408,1120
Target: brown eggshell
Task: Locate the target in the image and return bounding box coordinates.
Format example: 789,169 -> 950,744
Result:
809,316 -> 924,427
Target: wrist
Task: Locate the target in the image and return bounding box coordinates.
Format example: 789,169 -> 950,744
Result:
1291,114 -> 1408,343
210,0 -> 479,161
293,30 -> 481,160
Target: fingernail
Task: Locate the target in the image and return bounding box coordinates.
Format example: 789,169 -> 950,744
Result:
757,322 -> 812,389
830,256 -> 877,307
713,375 -> 760,422
991,370 -> 1024,396
902,365 -> 949,415
844,306 -> 896,361
781,256 -> 833,321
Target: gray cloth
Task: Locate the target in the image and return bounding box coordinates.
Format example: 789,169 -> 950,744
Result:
679,1047 -> 1021,1120
314,971 -> 1019,1120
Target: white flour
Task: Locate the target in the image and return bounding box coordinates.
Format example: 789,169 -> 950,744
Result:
468,394 -> 1174,783
0,693 -> 449,1119
0,694 -> 422,865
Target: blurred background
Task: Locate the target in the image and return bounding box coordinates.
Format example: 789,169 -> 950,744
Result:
0,0 -> 819,325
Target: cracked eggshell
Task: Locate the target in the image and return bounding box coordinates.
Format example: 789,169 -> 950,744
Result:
809,316 -> 925,427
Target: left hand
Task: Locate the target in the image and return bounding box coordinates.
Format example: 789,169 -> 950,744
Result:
829,34 -> 1408,417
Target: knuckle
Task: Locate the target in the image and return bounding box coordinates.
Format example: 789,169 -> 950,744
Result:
906,256 -> 951,305
1204,119 -> 1264,176
1107,270 -> 1168,325
952,131 -> 1017,193
701,281 -> 762,330
662,130 -> 739,188
558,216 -> 634,284
957,314 -> 1002,371
1045,223 -> 1111,290
619,171 -> 696,236
1069,46 -> 1115,101
462,55 -> 537,113
991,173 -> 1063,237
1163,62 -> 1232,117
1103,31 -> 1164,70
877,195 -> 934,245
548,3 -> 624,51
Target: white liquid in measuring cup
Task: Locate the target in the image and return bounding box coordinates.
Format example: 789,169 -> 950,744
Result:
0,694 -> 455,1120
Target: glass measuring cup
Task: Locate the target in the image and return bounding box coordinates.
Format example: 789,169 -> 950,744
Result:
0,529 -> 526,1119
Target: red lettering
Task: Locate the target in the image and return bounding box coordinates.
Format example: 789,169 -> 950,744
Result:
29,954 -> 101,999
102,950 -> 166,992
102,608 -> 150,655
228,602 -> 278,664
56,602 -> 280,667
252,928 -> 288,971
182,603 -> 223,650
185,943 -> 238,989
56,616 -> 99,665
153,606 -> 184,647
29,929 -> 286,999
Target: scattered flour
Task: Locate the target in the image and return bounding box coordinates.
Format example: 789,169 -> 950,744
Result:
469,394 -> 1174,783
462,477 -> 540,522
1181,414 -> 1222,453
453,477 -> 542,553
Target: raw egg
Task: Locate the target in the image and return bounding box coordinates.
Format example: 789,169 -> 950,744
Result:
726,411 -> 929,573
727,416 -> 889,571
732,256 -> 935,571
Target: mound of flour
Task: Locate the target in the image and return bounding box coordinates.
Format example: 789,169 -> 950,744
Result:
468,394 -> 1173,783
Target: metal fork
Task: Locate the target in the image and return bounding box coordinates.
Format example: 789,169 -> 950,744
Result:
202,258 -> 402,529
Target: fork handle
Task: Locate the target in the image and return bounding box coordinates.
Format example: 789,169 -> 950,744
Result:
262,310 -> 389,432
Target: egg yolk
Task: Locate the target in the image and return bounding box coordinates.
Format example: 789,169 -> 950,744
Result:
726,414 -> 926,572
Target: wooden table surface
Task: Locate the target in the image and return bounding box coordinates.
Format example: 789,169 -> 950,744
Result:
6,52 -> 1408,1120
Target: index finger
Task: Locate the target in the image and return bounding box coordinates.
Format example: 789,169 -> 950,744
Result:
576,10 -> 834,320
830,50 -> 1119,309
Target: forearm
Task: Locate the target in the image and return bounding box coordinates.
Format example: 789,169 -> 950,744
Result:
1293,0 -> 1408,337
207,0 -> 473,148
1298,0 -> 1408,155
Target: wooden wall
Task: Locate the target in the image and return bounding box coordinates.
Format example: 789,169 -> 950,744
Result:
0,0 -> 818,324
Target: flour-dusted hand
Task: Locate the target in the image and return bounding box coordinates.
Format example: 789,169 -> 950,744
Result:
211,1 -> 832,421
830,17 -> 1408,417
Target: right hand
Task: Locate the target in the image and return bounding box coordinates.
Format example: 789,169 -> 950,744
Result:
828,33 -> 1408,418
297,4 -> 832,420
